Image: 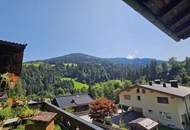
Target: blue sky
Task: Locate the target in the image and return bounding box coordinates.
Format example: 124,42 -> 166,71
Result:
0,0 -> 190,61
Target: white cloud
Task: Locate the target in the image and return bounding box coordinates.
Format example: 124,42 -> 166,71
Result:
126,53 -> 136,59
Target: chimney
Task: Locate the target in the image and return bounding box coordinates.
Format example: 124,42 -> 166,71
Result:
149,81 -> 152,86
154,79 -> 161,84
170,80 -> 178,88
163,83 -> 166,87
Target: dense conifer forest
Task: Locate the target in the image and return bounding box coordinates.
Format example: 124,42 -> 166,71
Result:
16,53 -> 190,100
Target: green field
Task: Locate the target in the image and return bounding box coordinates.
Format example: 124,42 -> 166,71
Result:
61,77 -> 89,90
24,62 -> 44,68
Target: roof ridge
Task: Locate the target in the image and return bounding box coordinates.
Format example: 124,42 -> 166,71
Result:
0,40 -> 27,48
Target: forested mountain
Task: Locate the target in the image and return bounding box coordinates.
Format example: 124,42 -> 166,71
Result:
19,54 -> 190,101
31,53 -> 164,66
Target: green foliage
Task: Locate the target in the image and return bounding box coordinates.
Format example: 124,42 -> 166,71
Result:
104,117 -> 112,126
65,107 -> 75,113
12,125 -> 25,130
54,124 -> 62,130
21,56 -> 190,100
0,107 -> 12,121
8,79 -> 25,98
119,120 -> 126,129
0,73 -> 11,92
61,77 -> 89,93
92,80 -> 132,102
24,62 -> 44,68
121,128 -> 128,130
18,105 -> 37,118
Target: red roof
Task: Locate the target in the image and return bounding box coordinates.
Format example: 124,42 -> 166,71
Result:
28,112 -> 57,122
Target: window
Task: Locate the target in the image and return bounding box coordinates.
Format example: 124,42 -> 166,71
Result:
148,110 -> 153,113
137,96 -> 141,101
136,88 -> 140,93
142,89 -> 146,94
157,97 -> 169,104
124,95 -> 131,100
159,112 -> 172,120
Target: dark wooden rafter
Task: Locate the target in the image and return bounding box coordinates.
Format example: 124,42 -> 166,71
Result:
156,0 -> 181,17
123,0 -> 180,41
177,26 -> 190,39
170,13 -> 190,32
123,0 -> 190,41
160,0 -> 190,25
142,0 -> 176,16
172,17 -> 190,33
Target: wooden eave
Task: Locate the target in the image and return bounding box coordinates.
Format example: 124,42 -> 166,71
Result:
123,0 -> 190,42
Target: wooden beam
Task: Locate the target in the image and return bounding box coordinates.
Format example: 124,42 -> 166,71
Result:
167,7 -> 190,27
161,0 -> 190,25
122,0 -> 180,41
157,0 -> 181,17
172,19 -> 190,33
170,13 -> 190,32
177,25 -> 190,39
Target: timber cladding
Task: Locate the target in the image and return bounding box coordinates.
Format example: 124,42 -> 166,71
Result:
0,40 -> 26,76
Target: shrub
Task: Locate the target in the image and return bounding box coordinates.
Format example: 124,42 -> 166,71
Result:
65,107 -> 75,113
89,98 -> 117,122
54,124 -> 62,130
104,117 -> 112,126
0,107 -> 12,121
12,125 -> 25,130
18,105 -> 37,118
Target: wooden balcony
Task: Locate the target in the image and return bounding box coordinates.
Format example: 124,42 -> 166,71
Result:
38,102 -> 104,130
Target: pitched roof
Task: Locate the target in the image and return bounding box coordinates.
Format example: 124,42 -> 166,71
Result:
54,94 -> 93,109
0,40 -> 27,52
119,83 -> 190,98
129,118 -> 159,130
123,0 -> 190,41
27,112 -> 57,122
139,83 -> 190,98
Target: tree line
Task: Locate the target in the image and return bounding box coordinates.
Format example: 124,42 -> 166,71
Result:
12,57 -> 190,100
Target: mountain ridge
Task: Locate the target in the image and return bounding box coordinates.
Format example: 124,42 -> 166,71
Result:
27,53 -> 165,65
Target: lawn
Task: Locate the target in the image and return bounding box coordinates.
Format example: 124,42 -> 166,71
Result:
24,62 -> 44,68
61,77 -> 89,91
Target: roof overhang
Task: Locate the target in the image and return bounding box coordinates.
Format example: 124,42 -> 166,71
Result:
123,0 -> 190,42
119,85 -> 185,99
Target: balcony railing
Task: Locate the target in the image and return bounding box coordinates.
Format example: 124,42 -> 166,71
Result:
41,102 -> 104,130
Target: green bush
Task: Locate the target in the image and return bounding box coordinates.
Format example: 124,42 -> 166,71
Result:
104,117 -> 112,126
0,107 -> 12,121
54,124 -> 62,130
18,105 -> 37,118
12,125 -> 25,130
65,107 -> 74,113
